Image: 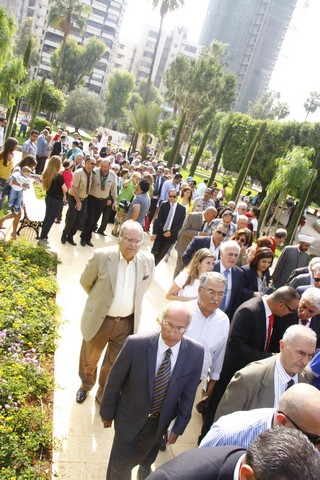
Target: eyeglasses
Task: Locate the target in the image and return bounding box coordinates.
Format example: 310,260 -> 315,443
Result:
161,319 -> 186,334
283,302 -> 296,313
120,236 -> 142,245
168,195 -> 177,198
202,288 -> 225,298
278,411 -> 320,446
216,230 -> 227,237
91,163 -> 96,166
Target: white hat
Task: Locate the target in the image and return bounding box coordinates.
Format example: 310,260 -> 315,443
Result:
298,234 -> 315,244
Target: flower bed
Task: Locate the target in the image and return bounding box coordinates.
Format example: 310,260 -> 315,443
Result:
0,239 -> 60,479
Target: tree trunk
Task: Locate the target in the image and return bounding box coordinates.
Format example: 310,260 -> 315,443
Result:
144,14 -> 164,102
258,194 -> 274,235
29,76 -> 46,131
209,121 -> 232,186
231,122 -> 267,202
167,112 -> 186,169
189,119 -> 214,177
54,12 -> 71,89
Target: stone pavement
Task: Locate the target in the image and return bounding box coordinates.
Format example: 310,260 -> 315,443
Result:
45,219 -> 202,480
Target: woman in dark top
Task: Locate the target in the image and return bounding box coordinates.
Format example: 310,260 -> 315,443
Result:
38,155 -> 67,247
241,247 -> 274,302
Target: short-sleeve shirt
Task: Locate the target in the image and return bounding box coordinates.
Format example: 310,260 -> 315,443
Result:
126,192 -> 150,227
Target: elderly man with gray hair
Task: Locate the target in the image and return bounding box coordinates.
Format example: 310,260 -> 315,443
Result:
187,272 -> 230,399
214,324 -> 316,420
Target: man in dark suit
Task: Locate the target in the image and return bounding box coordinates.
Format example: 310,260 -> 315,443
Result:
100,301 -> 204,480
198,286 -> 300,443
215,324 -> 316,420
149,167 -> 165,223
213,240 -> 244,320
272,235 -> 315,288
182,222 -> 228,266
286,256 -> 320,284
151,190 -> 186,266
174,207 -> 217,277
270,287 -> 320,350
147,427 -> 320,480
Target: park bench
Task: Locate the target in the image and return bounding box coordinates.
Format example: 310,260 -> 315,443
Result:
17,184 -> 45,239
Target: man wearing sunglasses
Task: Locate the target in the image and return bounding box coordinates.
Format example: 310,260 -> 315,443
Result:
200,383 -> 320,452
198,286 -> 300,444
182,222 -> 228,266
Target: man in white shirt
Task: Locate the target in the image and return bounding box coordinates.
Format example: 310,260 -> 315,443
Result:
187,272 -> 230,398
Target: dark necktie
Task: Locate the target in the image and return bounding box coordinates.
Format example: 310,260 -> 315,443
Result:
286,379 -> 295,390
220,270 -> 230,311
151,348 -> 172,414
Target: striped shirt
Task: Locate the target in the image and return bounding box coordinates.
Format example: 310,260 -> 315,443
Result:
199,408 -> 274,448
273,355 -> 297,407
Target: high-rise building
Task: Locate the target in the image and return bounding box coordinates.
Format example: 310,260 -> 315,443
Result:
199,0 -> 297,112
1,0 -> 128,96
132,25 -> 201,94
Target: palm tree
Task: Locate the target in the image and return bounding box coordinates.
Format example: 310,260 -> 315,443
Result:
126,103 -> 162,159
48,0 -> 91,88
144,0 -> 184,100
304,91 -> 320,120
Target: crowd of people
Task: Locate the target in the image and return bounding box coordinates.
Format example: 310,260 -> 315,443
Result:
1,124 -> 320,480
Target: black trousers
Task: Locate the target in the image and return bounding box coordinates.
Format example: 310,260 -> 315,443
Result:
148,197 -> 158,223
106,417 -> 162,480
81,195 -> 106,242
151,235 -> 175,266
63,195 -> 87,238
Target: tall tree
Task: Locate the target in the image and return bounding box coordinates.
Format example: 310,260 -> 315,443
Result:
0,8 -> 16,69
248,90 -> 290,120
48,0 -> 91,88
144,0 -> 184,101
61,87 -> 104,131
14,18 -> 40,68
304,91 -> 320,120
126,103 -> 162,159
29,76 -> 47,132
24,80 -> 66,114
105,71 -> 135,128
50,37 -> 106,91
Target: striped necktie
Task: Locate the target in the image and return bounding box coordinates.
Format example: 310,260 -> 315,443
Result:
151,348 -> 172,414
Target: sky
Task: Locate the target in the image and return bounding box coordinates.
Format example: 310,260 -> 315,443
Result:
120,0 -> 320,122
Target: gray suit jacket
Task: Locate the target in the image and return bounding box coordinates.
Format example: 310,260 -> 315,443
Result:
80,246 -> 155,340
215,355 -> 312,420
272,245 -> 309,288
288,272 -> 312,289
100,332 -> 204,443
175,212 -> 204,256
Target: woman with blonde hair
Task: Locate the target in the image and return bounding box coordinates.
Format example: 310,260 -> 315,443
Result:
178,185 -> 194,215
111,171 -> 141,237
38,155 -> 67,247
166,248 -> 215,301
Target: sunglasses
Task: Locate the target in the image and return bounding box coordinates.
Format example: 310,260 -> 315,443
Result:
278,411 -> 320,446
216,230 -> 227,237
313,278 -> 320,282
168,195 -> 177,198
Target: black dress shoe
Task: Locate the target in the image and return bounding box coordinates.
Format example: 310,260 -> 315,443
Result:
137,465 -> 151,480
76,388 -> 88,404
66,237 -> 77,246
80,239 -> 86,247
159,435 -> 167,451
97,230 -> 107,236
61,233 -> 67,244
86,241 -> 94,247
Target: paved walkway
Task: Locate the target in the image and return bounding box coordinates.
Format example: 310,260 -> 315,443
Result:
41,219 -> 202,480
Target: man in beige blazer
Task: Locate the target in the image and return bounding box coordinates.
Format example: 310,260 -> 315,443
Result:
215,324 -> 316,420
76,220 -> 155,404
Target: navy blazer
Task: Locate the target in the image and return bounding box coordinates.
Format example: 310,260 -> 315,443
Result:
153,201 -> 186,242
100,332 -> 204,443
147,446 -> 246,479
270,311 -> 320,351
214,261 -> 244,320
241,264 -> 271,302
